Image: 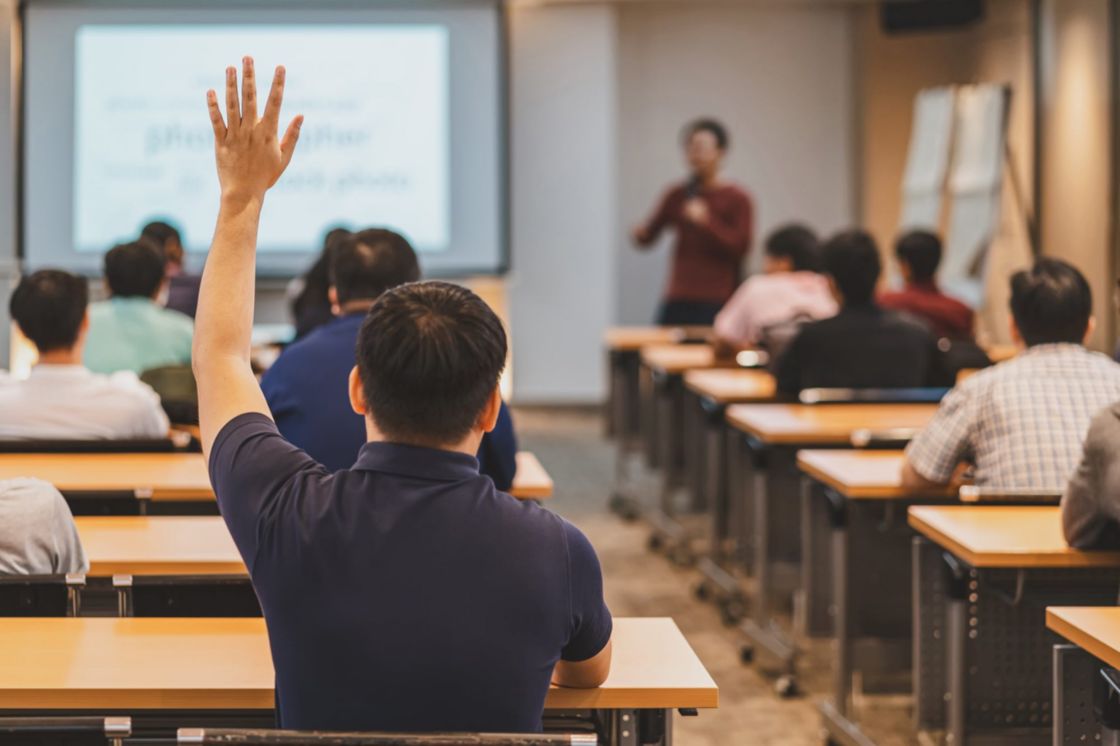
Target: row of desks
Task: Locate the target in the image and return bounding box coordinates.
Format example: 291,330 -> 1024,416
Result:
0,450 -> 555,502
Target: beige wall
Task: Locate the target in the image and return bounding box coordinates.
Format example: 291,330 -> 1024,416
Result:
1038,0 -> 1114,350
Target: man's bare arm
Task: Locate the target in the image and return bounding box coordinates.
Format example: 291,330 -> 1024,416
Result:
900,459 -> 950,491
194,58 -> 303,457
553,640 -> 613,689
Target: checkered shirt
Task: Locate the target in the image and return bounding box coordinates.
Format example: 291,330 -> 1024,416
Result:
906,344 -> 1120,490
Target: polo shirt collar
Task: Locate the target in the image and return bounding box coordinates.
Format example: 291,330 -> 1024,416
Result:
353,441 -> 481,482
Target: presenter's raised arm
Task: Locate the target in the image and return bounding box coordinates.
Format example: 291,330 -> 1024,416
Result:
193,57 -> 303,457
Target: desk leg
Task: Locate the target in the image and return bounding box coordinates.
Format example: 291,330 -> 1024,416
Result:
945,575 -> 967,745
1054,643 -> 1103,745
798,477 -> 833,638
913,537 -> 948,733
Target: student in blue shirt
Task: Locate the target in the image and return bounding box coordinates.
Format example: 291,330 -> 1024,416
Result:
193,59 -> 611,733
261,229 -> 519,487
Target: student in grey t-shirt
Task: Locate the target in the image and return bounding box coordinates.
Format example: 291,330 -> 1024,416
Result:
0,478 -> 88,575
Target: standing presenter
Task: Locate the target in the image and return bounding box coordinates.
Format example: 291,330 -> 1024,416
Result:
631,119 -> 754,326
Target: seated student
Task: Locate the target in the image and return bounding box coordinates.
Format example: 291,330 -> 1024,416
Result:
775,229 -> 940,394
1063,402 -> 1120,548
879,230 -> 974,340
0,270 -> 169,440
142,220 -> 202,319
195,60 -> 610,732
0,478 -> 88,575
289,227 -> 352,340
84,241 -> 194,375
903,258 -> 1120,491
712,224 -> 837,349
262,230 -> 519,485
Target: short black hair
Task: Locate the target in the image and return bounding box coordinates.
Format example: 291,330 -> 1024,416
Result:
821,229 -> 882,305
765,224 -> 821,272
104,240 -> 166,298
683,118 -> 729,151
1010,258 -> 1092,346
357,281 -> 507,447
140,221 -> 182,250
9,270 -> 89,353
330,229 -> 421,305
895,230 -> 942,283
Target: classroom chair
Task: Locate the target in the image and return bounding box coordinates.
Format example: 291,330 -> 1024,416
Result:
113,574 -> 261,617
798,386 -> 950,405
176,730 -> 597,745
141,364 -> 199,425
0,716 -> 130,745
0,574 -> 84,616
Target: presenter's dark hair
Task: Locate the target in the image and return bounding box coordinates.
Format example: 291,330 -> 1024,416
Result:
683,118 -> 729,151
821,229 -> 881,305
895,231 -> 942,283
10,270 -> 89,353
104,240 -> 167,299
765,224 -> 821,272
1009,258 -> 1092,346
330,229 -> 421,305
358,281 -> 507,446
141,221 -> 182,250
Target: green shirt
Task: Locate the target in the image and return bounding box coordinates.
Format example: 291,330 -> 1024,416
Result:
84,297 -> 194,375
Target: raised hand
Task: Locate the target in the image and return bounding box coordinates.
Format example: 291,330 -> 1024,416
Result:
206,57 -> 303,205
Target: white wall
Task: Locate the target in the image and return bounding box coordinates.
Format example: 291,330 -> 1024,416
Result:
616,3 -> 857,324
507,4 -> 618,403
0,0 -> 17,368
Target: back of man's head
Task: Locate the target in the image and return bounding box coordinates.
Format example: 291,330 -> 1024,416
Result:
1009,258 -> 1092,346
104,240 -> 166,299
822,229 -> 881,305
331,229 -> 421,306
357,281 -> 507,448
765,224 -> 821,273
10,270 -> 89,353
895,230 -> 942,284
140,220 -> 183,261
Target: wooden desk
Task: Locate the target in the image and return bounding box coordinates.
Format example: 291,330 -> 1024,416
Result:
75,517 -> 243,576
908,505 -> 1120,568
0,617 -> 717,711
604,326 -> 709,352
797,450 -> 954,500
683,368 -> 776,404
1048,606 -> 1120,670
640,343 -> 722,375
726,403 -> 937,445
1048,607 -> 1120,742
0,453 -> 213,501
3,451 -> 551,504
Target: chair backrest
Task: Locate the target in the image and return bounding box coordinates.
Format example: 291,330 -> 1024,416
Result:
178,731 -> 596,745
799,387 -> 949,405
0,574 -> 84,617
0,716 -> 129,745
114,575 -> 260,617
958,485 -> 1062,505
140,365 -> 199,426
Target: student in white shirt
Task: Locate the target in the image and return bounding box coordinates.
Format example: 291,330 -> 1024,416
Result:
0,270 -> 170,440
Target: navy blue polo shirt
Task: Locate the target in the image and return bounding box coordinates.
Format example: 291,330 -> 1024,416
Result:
209,413 -> 612,732
260,313 -> 519,489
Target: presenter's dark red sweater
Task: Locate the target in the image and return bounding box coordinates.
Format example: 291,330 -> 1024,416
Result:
637,181 -> 754,304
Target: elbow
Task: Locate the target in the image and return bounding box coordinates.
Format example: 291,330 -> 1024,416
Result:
900,460 -> 943,491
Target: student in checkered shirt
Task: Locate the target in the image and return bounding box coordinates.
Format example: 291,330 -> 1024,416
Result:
902,258 -> 1120,494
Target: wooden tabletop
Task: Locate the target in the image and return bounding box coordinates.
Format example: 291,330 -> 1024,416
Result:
1047,607 -> 1120,670
683,368 -> 777,404
0,453 -> 214,500
2,451 -> 552,502
0,617 -> 717,711
75,517 -> 244,576
640,344 -> 722,375
908,506 -> 1120,568
796,450 -> 954,500
604,326 -> 710,351
726,403 -> 938,445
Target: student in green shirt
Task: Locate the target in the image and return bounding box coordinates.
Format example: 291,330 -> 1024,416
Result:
84,240 -> 194,375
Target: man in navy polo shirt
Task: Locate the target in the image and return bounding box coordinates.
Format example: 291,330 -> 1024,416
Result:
192,59 -> 612,733
260,229 -> 519,487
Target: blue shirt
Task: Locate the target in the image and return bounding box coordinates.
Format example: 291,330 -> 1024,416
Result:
209,413 -> 612,732
260,313 -> 518,488
84,297 -> 194,375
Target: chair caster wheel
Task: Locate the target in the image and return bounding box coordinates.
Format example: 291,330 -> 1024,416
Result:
775,674 -> 799,698
740,645 -> 755,665
720,599 -> 746,626
619,507 -> 640,523
647,534 -> 664,553
694,582 -> 711,602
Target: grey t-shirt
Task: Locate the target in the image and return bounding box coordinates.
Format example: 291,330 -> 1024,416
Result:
0,478 -> 88,575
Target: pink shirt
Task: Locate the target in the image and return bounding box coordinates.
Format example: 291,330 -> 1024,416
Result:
714,271 -> 838,346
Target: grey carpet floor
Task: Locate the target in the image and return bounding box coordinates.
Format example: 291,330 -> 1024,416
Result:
514,406 -> 919,746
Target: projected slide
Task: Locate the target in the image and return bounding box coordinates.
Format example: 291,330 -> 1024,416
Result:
74,25 -> 449,254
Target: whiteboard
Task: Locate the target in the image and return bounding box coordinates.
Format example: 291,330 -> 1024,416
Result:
899,87 -> 956,230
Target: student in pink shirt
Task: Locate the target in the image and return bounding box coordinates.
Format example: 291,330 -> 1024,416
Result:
713,224 -> 838,348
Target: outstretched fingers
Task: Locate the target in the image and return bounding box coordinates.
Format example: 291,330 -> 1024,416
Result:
261,65 -> 287,133
206,90 -> 226,140
241,57 -> 258,127
279,114 -> 304,172
224,66 -> 240,137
